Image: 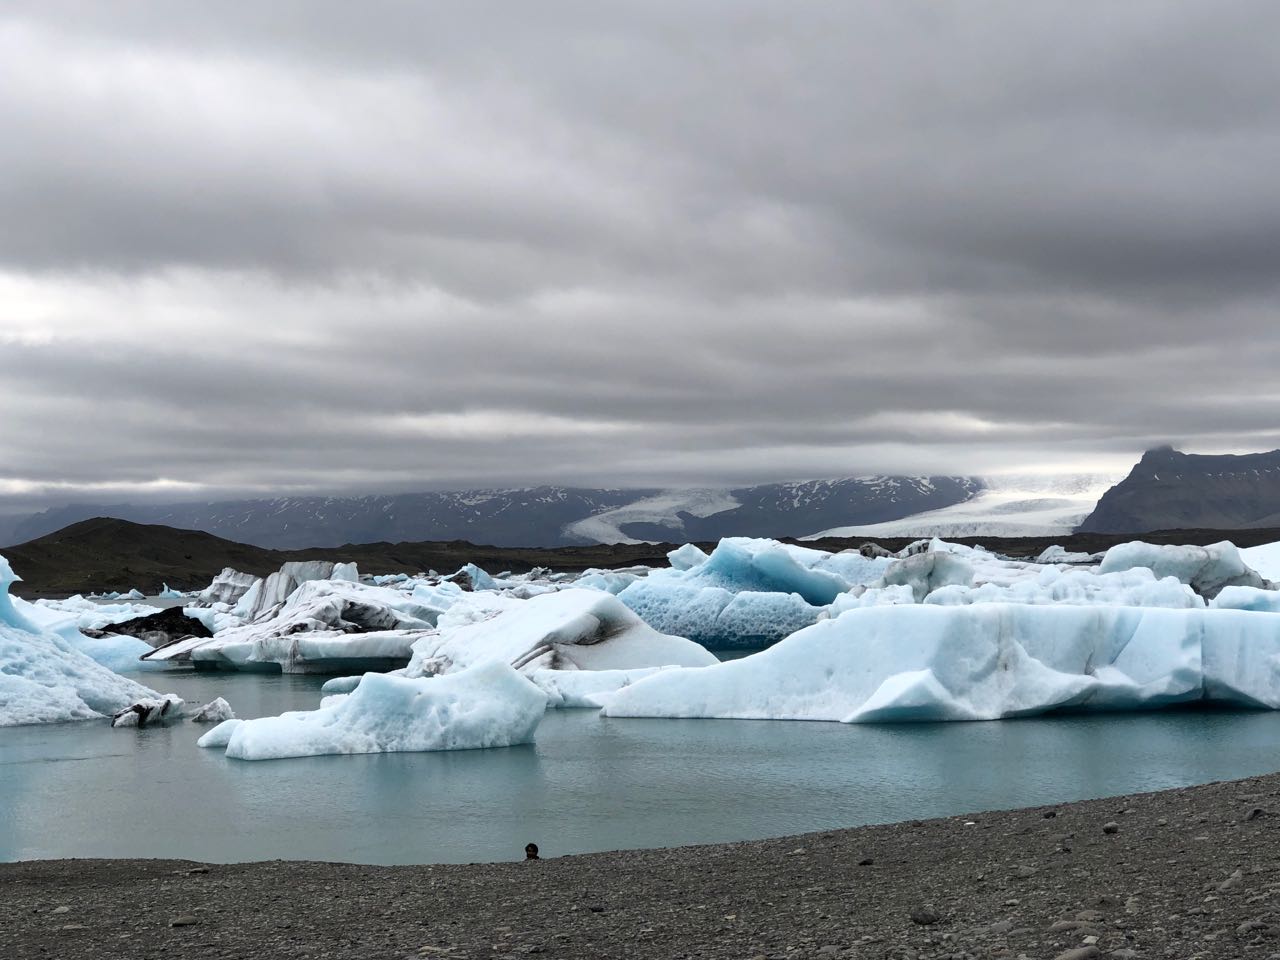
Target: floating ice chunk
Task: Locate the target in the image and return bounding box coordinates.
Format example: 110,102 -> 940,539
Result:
122,589 -> 146,601
614,537 -> 883,648
827,584 -> 917,614
530,665 -> 678,708
197,718 -> 244,748
618,580 -> 825,649
331,562 -> 359,583
0,555 -> 162,726
110,694 -> 185,728
572,569 -> 645,594
877,551 -> 975,602
320,675 -> 364,694
221,662 -> 547,761
1241,541 -> 1280,582
408,580 -> 467,617
1035,545 -> 1104,565
1210,586 -> 1280,613
923,567 -> 1201,609
681,538 -> 861,604
13,595 -> 163,672
198,568 -> 261,606
604,603 -> 1280,723
157,583 -> 187,599
407,588 -> 716,677
667,543 -> 710,571
148,579 -> 442,672
1099,541 -> 1270,598
191,697 -> 236,723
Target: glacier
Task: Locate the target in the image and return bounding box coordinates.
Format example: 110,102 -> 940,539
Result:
214,661 -> 548,761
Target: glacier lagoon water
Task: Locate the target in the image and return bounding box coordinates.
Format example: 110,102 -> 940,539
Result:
4,668 -> 1280,864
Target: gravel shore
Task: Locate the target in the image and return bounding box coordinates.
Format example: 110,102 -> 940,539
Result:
5,773 -> 1280,960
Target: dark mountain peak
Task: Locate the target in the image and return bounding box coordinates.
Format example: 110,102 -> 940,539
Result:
1080,447 -> 1280,533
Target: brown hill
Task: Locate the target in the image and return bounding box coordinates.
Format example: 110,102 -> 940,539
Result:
2,517 -> 682,598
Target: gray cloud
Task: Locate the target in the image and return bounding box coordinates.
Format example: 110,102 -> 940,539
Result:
1,2 -> 1278,513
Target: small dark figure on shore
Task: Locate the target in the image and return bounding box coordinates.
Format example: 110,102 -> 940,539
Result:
524,843 -> 540,861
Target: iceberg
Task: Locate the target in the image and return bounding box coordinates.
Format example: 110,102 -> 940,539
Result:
197,718 -> 244,748
406,588 -> 717,677
604,603 -> 1280,723
1241,541 -> 1280,582
530,665 -> 677,708
198,567 -> 260,606
191,697 -> 236,723
0,555 -> 162,726
616,537 -> 891,648
217,661 -> 547,760
110,694 -> 185,728
1099,541 -> 1269,598
145,579 -> 441,672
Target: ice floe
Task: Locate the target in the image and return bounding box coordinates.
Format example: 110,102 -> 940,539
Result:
0,555 -> 163,726
605,602 -> 1280,723
214,661 -> 547,760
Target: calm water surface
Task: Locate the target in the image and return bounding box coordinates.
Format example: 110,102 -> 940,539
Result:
3,669 -> 1280,864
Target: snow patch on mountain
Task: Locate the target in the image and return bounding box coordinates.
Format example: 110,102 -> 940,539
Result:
805,474 -> 1120,540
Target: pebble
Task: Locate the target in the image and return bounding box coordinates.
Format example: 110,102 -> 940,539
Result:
1102,822 -> 1120,835
910,906 -> 942,925
1219,869 -> 1244,892
50,906 -> 71,915
1052,947 -> 1100,960
1012,865 -> 1039,879
168,915 -> 200,927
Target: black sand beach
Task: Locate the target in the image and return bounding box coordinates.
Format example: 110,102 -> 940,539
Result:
5,773 -> 1280,959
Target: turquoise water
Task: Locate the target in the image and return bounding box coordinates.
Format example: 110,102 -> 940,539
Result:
3,669 -> 1280,864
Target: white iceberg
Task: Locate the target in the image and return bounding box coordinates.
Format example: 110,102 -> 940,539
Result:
604,602 -> 1280,723
530,665 -> 677,708
617,537 -> 890,647
1241,541 -> 1280,582
197,718 -> 244,748
191,697 -> 236,723
0,555 -> 162,726
198,567 -> 261,606
110,694 -> 185,728
145,579 -> 441,672
1099,541 -> 1269,598
405,587 -> 717,678
219,661 -> 547,761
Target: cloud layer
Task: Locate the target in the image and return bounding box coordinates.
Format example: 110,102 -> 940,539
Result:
2,2 -> 1279,509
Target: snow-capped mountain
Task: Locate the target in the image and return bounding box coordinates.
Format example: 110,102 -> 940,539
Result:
6,488 -> 651,550
4,476 -> 982,549
803,474 -> 1121,541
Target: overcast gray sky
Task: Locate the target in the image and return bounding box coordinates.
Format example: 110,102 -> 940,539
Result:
2,1 -> 1278,511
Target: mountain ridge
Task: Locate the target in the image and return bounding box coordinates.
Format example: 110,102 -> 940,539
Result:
4,476 -> 984,550
1079,447 -> 1280,533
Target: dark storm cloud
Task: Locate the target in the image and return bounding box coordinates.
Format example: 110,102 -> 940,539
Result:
1,1 -> 1279,509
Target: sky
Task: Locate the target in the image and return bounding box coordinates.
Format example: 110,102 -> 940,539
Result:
2,1 -> 1279,514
